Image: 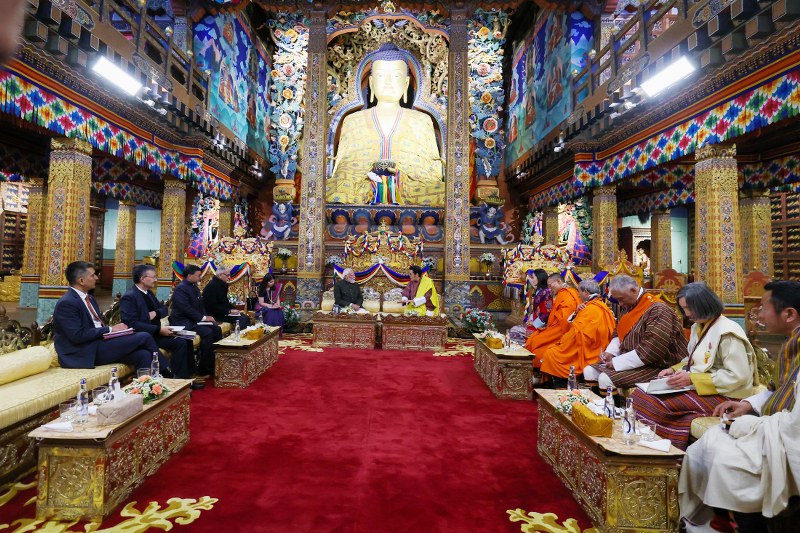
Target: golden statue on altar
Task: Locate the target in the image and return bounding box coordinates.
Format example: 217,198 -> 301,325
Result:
326,43 -> 445,206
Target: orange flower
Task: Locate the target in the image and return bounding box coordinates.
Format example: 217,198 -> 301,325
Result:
484,138 -> 496,149
138,376 -> 149,382
480,92 -> 493,104
477,27 -> 490,39
282,88 -> 294,100
152,384 -> 163,395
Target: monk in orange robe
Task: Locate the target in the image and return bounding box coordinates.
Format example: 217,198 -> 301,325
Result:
526,273 -> 580,368
540,280 -> 615,378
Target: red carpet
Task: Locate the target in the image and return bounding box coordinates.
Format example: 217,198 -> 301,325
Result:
0,336 -> 594,532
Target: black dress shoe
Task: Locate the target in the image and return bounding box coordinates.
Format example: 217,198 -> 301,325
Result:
190,382 -> 205,390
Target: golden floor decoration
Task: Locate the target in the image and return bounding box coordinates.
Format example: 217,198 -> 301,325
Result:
433,339 -> 475,357
507,509 -> 598,533
279,333 -> 324,353
1,476 -> 217,532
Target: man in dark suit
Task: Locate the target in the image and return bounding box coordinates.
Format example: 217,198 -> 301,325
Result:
53,261 -> 165,370
120,264 -> 203,388
169,264 -> 222,376
202,268 -> 251,328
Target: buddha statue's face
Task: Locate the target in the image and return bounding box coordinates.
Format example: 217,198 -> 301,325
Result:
369,59 -> 409,104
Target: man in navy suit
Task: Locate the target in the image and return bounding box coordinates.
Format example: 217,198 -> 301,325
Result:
53,261 -> 166,370
169,264 -> 222,377
120,264 -> 202,388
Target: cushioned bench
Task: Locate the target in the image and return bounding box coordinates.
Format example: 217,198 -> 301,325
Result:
0,344 -> 133,485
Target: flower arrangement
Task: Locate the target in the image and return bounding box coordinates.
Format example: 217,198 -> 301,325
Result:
421,256 -> 437,271
555,391 -> 590,415
277,247 -> 293,260
460,308 -> 495,333
325,255 -> 344,266
282,303 -> 299,326
123,376 -> 169,404
479,252 -> 497,266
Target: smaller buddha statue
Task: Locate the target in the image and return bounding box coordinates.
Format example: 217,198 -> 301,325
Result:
326,43 -> 445,206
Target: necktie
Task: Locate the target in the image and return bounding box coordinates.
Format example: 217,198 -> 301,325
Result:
84,295 -> 106,327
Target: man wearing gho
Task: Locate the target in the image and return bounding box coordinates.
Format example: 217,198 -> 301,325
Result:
680,281 -> 800,531
334,268 -> 364,311
539,280 -> 615,381
584,274 -> 687,389
401,265 -> 439,316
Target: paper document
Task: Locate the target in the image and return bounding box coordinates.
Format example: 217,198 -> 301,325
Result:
636,377 -> 694,395
103,328 -> 134,340
167,325 -> 185,331
197,321 -> 214,326
532,317 -> 546,330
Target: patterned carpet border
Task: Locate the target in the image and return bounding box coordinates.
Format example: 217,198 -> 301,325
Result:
279,333 -> 475,357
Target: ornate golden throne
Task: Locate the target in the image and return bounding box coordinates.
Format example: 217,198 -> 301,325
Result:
197,237 -> 273,303
321,225 -> 424,313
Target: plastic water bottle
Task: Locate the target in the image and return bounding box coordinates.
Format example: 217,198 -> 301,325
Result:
150,351 -> 160,380
567,365 -> 577,392
604,386 -> 616,418
108,367 -> 119,401
234,321 -> 241,341
76,378 -> 89,424
622,397 -> 636,444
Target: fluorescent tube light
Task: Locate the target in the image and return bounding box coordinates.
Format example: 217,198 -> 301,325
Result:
639,56 -> 695,97
92,56 -> 142,96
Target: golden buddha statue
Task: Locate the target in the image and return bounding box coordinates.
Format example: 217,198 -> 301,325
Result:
326,43 -> 445,206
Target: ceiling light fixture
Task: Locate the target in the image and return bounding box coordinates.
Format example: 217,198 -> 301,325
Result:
92,56 -> 142,96
639,56 -> 695,97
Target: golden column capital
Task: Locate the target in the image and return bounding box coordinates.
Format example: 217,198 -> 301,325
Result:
27,177 -> 45,189
695,143 -> 736,162
164,178 -> 187,190
50,137 -> 93,155
118,199 -> 137,207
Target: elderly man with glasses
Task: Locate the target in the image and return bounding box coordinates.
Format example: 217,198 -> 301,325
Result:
202,268 -> 251,329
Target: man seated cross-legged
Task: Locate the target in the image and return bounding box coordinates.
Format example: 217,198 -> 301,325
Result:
539,280 -> 615,385
526,273 -> 580,383
584,274 -> 688,390
53,261 -> 168,371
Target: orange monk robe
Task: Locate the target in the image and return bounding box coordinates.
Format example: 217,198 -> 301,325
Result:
526,286 -> 580,367
540,298 -> 616,378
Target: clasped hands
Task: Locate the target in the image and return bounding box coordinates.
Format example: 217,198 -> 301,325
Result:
657,367 -> 693,388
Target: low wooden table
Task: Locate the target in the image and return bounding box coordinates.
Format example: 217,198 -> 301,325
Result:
536,389 -> 684,533
381,313 -> 448,350
214,326 -> 280,388
29,379 -> 192,521
312,311 -> 376,349
473,334 -> 534,400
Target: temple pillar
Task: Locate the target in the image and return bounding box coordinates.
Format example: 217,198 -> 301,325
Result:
37,138 -> 93,323
650,209 -> 672,274
218,201 -> 234,238
443,7 -> 472,313
543,205 -> 559,246
295,9 -> 326,308
591,185 -> 618,270
156,178 -> 186,300
739,189 -> 772,276
112,200 -> 137,296
694,144 -> 742,303
19,178 -> 45,308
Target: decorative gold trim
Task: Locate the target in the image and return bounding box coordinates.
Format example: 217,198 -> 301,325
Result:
695,143 -> 737,161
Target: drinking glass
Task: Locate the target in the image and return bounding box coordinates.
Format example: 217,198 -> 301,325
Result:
137,368 -> 150,379
59,400 -> 77,422
638,419 -> 657,442
92,386 -> 109,405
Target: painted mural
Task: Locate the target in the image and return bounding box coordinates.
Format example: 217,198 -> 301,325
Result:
558,200 -> 591,266
505,11 -> 590,168
193,11 -> 271,158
